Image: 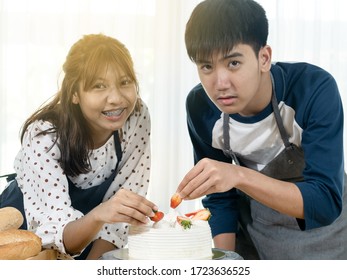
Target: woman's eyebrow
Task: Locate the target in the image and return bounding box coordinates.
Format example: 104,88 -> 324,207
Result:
94,77 -> 107,82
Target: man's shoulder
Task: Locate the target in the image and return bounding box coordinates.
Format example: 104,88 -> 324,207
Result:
186,83 -> 220,117
186,83 -> 205,103
186,83 -> 222,138
272,61 -> 337,100
186,83 -> 215,109
273,61 -> 333,79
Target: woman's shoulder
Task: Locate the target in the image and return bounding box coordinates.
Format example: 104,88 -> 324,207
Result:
126,99 -> 151,129
137,99 -> 150,119
18,120 -> 61,163
23,120 -> 57,141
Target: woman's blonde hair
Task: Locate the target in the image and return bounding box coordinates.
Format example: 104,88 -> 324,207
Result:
21,34 -> 141,176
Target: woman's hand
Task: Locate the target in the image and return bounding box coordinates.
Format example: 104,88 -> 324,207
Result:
63,189 -> 157,255
94,188 -> 157,226
177,158 -> 238,200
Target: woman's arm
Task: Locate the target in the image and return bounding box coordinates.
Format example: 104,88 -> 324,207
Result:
86,239 -> 116,260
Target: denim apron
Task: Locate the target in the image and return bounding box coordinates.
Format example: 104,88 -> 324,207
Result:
222,75 -> 347,259
0,131 -> 122,259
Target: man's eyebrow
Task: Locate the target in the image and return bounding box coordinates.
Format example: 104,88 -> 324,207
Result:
222,52 -> 244,61
195,52 -> 244,64
195,58 -> 211,64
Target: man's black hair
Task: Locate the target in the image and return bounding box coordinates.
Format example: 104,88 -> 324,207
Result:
185,0 -> 268,62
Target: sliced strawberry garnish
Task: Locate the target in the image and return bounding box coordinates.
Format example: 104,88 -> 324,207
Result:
184,210 -> 200,217
186,208 -> 211,221
176,216 -> 192,229
150,210 -> 164,222
170,192 -> 182,209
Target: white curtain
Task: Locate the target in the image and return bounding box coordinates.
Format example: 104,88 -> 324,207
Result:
1,0 -> 346,214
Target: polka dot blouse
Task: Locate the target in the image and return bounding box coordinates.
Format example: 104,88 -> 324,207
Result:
13,102 -> 151,258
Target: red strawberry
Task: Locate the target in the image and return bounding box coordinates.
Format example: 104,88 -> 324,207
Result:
170,193 -> 182,209
184,210 -> 200,217
150,210 -> 164,222
176,216 -> 192,229
186,208 -> 211,221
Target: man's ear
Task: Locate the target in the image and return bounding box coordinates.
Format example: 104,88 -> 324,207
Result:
259,45 -> 272,72
72,92 -> 79,104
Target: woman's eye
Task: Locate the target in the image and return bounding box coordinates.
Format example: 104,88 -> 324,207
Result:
93,83 -> 106,89
121,78 -> 133,86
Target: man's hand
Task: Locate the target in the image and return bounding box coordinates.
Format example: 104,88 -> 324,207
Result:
177,158 -> 238,199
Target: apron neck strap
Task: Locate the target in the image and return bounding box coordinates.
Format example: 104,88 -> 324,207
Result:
222,113 -> 240,165
270,72 -> 291,148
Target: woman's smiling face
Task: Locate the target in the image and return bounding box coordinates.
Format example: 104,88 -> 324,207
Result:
73,66 -> 137,147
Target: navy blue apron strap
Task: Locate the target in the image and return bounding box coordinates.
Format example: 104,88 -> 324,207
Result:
0,173 -> 17,182
70,130 -> 122,259
68,130 -> 123,215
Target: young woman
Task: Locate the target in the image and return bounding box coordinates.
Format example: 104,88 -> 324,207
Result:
2,34 -> 155,259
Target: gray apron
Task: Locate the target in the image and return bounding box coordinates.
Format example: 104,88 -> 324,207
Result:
222,74 -> 347,259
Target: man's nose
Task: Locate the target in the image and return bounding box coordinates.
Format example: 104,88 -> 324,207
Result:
215,69 -> 231,91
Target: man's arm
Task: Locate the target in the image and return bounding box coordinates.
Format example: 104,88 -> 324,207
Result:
213,233 -> 236,251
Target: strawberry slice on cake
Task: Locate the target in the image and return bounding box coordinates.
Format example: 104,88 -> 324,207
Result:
176,208 -> 211,229
185,208 -> 211,221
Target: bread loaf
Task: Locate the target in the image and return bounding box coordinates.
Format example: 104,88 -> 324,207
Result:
0,207 -> 24,231
0,229 -> 42,259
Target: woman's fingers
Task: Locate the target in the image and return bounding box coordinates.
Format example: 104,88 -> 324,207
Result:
101,189 -> 158,224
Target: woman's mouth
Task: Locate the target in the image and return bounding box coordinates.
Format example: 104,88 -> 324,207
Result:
102,108 -> 125,118
102,109 -> 124,116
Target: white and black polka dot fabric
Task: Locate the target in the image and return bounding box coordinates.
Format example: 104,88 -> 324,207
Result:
14,102 -> 151,258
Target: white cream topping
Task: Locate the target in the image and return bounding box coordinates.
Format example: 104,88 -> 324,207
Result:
128,211 -> 213,260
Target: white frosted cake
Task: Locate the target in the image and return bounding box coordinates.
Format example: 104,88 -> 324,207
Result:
128,211 -> 213,260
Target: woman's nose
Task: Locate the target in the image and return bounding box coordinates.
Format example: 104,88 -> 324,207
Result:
107,86 -> 122,102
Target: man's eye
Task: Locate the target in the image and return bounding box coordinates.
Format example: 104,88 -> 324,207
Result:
228,60 -> 240,68
200,64 -> 212,71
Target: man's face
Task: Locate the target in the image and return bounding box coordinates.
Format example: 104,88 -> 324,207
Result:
195,44 -> 272,116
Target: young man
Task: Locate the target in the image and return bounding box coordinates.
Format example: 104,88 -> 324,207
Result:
177,0 -> 347,259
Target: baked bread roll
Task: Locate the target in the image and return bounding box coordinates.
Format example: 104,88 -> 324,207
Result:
0,229 -> 42,259
0,207 -> 24,231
